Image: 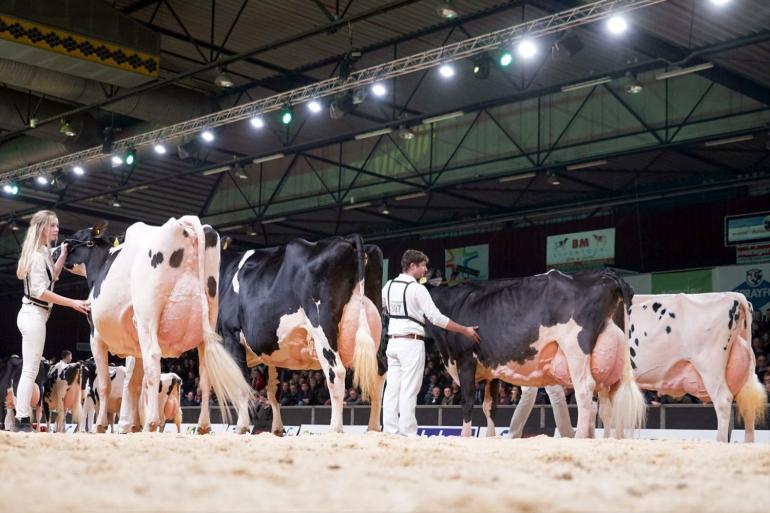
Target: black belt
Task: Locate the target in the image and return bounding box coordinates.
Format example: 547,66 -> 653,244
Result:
389,334 -> 424,341
24,297 -> 51,311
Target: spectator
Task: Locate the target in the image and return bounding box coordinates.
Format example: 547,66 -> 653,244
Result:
510,385 -> 521,404
440,386 -> 454,406
427,386 -> 442,405
450,383 -> 462,405
764,372 -> 770,396
299,382 -> 314,405
756,353 -> 768,382
497,385 -> 511,405
421,374 -> 441,405
752,337 -> 765,355
182,390 -> 200,407
345,388 -> 362,405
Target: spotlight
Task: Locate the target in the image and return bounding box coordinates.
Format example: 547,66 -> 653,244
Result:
250,116 -> 265,129
111,155 -> 123,166
439,63 -> 455,78
280,105 -> 294,125
29,117 -> 38,128
2,181 -> 19,195
436,0 -> 458,19
72,165 -> 85,176
59,119 -> 76,137
472,55 -> 490,79
36,174 -> 51,186
371,82 -> 387,97
112,195 -> 121,208
154,142 -> 167,154
710,0 -> 730,5
499,51 -> 513,67
124,147 -> 137,168
624,74 -> 643,94
11,220 -> 20,231
201,130 -> 215,142
546,170 -> 561,186
517,40 -> 537,59
397,126 -> 416,140
606,15 -> 628,35
308,99 -> 322,113
214,67 -> 235,88
378,201 -> 390,215
329,92 -> 357,120
235,165 -> 248,180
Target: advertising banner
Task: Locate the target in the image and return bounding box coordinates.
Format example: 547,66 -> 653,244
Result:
546,228 -> 615,269
713,263 -> 770,312
725,211 -> 770,246
445,244 -> 488,283
651,269 -> 712,294
736,243 -> 770,264
417,426 -> 479,437
622,273 -> 652,295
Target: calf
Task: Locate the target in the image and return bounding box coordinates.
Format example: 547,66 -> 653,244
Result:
80,360 -> 126,433
44,361 -> 84,433
139,367 -> 183,433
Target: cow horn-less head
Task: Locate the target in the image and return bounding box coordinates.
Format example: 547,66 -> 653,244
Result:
91,220 -> 109,239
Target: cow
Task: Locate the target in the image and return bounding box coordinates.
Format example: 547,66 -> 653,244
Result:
426,269 -> 646,438
139,368 -> 183,433
44,361 -> 84,433
0,356 -> 48,431
514,292 -> 767,442
59,217 -> 253,434
218,235 -> 383,435
80,360 -> 126,433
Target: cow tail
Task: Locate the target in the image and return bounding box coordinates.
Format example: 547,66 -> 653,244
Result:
608,338 -> 647,438
734,300 -> 768,432
189,217 -> 254,424
350,234 -> 379,402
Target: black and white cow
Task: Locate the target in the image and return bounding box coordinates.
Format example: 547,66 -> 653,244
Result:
59,218 -> 253,434
0,356 -> 48,431
427,269 -> 646,438
80,359 -> 126,433
44,361 -> 84,433
218,235 -> 383,434
139,369 -> 183,433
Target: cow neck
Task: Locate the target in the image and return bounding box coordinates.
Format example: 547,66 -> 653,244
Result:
84,244 -> 113,291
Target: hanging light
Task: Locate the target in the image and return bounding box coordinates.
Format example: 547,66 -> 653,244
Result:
546,170 -> 561,186
111,154 -> 123,166
436,0 -> 458,19
250,116 -> 265,129
371,82 -> 387,97
439,63 -> 455,78
214,67 -> 235,88
59,119 -> 76,137
472,54 -> 490,80
2,181 -> 19,195
499,50 -> 513,67
72,165 -> 85,176
624,74 -> 643,94
201,129 -> 215,142
36,174 -> 51,186
112,195 -> 121,208
606,15 -> 628,35
154,142 -> 167,154
124,146 -> 137,168
517,40 -> 537,59
307,99 -> 323,113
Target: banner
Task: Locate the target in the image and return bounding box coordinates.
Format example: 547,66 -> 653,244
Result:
651,269 -> 712,294
713,263 -> 770,312
546,228 -> 615,269
622,273 -> 652,295
445,244 -> 488,283
736,243 -> 770,264
417,426 -> 478,437
725,211 -> 770,246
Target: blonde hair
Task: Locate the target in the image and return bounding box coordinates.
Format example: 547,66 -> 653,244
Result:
16,210 -> 57,280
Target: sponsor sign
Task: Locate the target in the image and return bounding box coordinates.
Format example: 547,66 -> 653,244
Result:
417,426 -> 478,437
725,211 -> 770,246
555,428 -> 770,443
179,423 -> 229,435
736,242 -> 770,264
546,228 -> 615,269
297,424 -> 369,435
445,244 -> 489,283
651,268 -> 712,294
713,264 -> 770,312
477,426 -> 510,437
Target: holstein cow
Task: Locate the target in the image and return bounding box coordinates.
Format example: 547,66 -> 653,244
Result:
218,235 -> 383,434
0,356 -> 48,431
427,269 -> 646,438
514,292 -> 767,442
80,360 -> 126,433
139,368 -> 183,433
44,361 -> 84,433
59,217 -> 253,433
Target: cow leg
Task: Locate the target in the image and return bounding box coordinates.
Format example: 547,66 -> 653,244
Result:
91,335 -> 111,433
118,356 -> 144,434
509,386 -> 538,439
196,343 -> 212,435
545,385 -> 574,438
366,372 -> 386,432
267,366 -> 284,436
563,349 -> 596,439
458,357 -> 477,438
34,404 -> 42,432
597,390 -> 612,438
139,331 -> 162,433
482,380 -> 499,437
55,393 -> 64,433
701,374 -> 735,443
312,334 -> 346,434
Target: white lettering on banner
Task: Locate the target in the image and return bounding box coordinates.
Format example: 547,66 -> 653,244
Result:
546,228 -> 615,268
298,424 -> 368,435
554,429 -> 770,443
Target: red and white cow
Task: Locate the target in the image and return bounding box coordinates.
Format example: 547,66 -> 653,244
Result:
514,292 -> 767,442
61,217 -> 253,434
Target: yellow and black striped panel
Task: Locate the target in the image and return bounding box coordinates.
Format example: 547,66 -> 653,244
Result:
0,14 -> 159,78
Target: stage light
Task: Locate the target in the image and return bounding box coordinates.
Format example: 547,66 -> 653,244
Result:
154,143 -> 167,154
439,63 -> 455,78
280,105 -> 294,125
517,40 -> 537,59
250,116 -> 265,129
201,130 -> 215,142
308,99 -> 322,113
371,82 -> 387,97
72,165 -> 85,176
606,15 -> 628,35
499,51 -> 513,67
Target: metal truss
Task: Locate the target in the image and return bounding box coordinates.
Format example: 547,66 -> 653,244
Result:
1,0 -> 666,183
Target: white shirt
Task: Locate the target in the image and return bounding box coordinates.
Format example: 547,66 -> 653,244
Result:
382,273 -> 449,337
22,247 -> 55,303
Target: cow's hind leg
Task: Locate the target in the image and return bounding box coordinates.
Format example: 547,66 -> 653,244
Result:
367,372 -> 386,432
266,366 -> 284,436
139,329 -> 163,433
310,327 -> 346,434
458,356 -> 477,437
119,356 -> 144,434
196,343 -> 213,435
482,380 -> 499,437
597,390 -> 612,438
91,334 -> 111,433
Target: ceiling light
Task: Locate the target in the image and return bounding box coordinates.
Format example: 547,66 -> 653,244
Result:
36,174 -> 51,186
561,76 -> 612,92
397,126 -> 416,140
29,117 -> 38,128
378,202 -> 390,215
710,0 -> 730,5
655,62 -> 714,80
499,51 -> 513,67
72,165 -> 85,176
422,111 -> 464,125
111,155 -> 123,166
124,147 -> 137,167
703,134 -> 754,147
214,68 -> 235,88
2,182 -> 19,195
472,54 -> 490,79
154,142 -> 167,154
250,116 -> 265,129
566,160 -> 608,171
11,220 -> 20,231
261,217 -> 287,225
343,201 -> 372,210
308,100 -> 322,113
201,165 -> 232,176
498,172 -> 536,182
355,128 -> 393,141
252,153 -> 285,164
517,40 -> 537,59
546,170 -> 561,186
201,130 -> 215,142
438,64 -> 455,78
280,105 -> 294,125
234,165 -> 248,180
395,191 -> 426,201
436,0 -> 458,19
112,195 -> 121,208
606,15 -> 628,35
624,74 -> 643,94
59,119 -> 76,137
371,83 -> 387,97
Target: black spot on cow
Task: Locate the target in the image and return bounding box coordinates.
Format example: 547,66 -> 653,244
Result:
652,302 -> 661,313
148,249 -> 151,258
204,226 -> 218,249
666,326 -> 671,334
642,305 -> 647,310
328,368 -> 335,384
634,338 -> 639,346
322,348 -> 337,369
727,300 -> 739,330
182,229 -> 189,238
668,312 -> 676,319
644,331 -> 647,337
723,346 -> 728,351
630,360 -> 637,370
207,276 -> 217,298
150,251 -> 164,268
87,309 -> 94,337
661,308 -> 666,316
169,248 -> 184,268
158,381 -> 163,393
629,346 -> 636,358
630,324 -> 635,333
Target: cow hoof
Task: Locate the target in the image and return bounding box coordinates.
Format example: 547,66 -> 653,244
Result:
131,425 -> 142,433
237,427 -> 249,435
95,425 -> 107,434
147,422 -> 159,433
197,426 -> 212,435
272,429 -> 284,437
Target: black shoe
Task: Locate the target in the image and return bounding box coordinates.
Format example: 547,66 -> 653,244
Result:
13,417 -> 33,433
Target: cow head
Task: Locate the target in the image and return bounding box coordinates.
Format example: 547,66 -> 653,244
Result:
57,221 -> 111,277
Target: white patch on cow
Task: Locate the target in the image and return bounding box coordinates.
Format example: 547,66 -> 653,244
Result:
231,249 -> 255,294
70,262 -> 87,277
109,246 -> 121,255
445,359 -> 460,386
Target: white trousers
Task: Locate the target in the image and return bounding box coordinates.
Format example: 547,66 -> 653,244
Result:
509,385 -> 574,438
15,304 -> 48,420
382,338 -> 425,436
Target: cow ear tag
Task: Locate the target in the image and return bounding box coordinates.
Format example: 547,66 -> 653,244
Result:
419,277 -> 428,284
113,238 -> 120,248
222,238 -> 230,251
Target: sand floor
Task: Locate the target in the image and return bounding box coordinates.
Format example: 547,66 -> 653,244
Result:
0,431 -> 768,513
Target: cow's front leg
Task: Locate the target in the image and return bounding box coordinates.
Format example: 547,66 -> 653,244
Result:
482,380 -> 499,437
266,366 -> 284,436
458,356 -> 477,437
196,342 -> 212,434
139,331 -> 162,432
119,356 -> 144,434
91,333 -> 111,433
563,350 -> 595,439
310,327 -> 346,433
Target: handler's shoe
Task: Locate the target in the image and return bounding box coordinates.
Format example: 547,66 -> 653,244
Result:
13,417 -> 33,433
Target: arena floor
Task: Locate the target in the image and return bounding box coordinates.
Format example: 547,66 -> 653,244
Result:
1,431 -> 768,512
